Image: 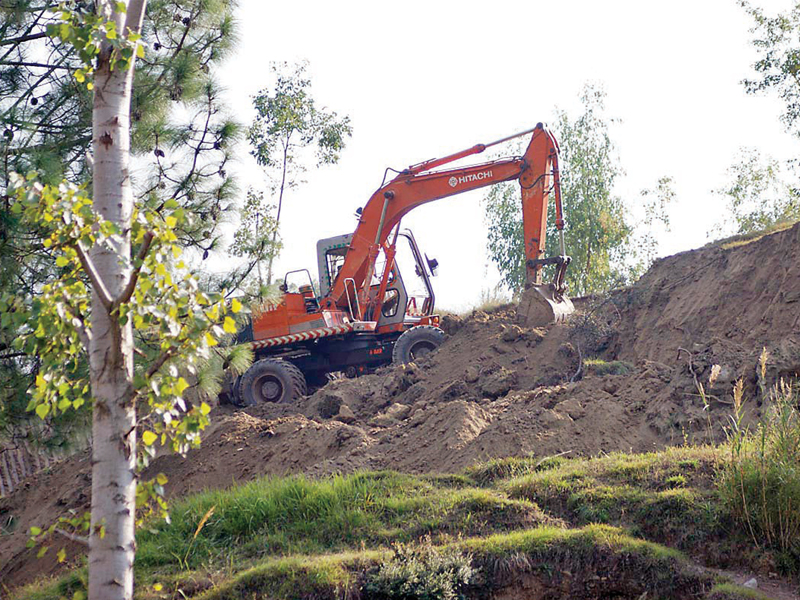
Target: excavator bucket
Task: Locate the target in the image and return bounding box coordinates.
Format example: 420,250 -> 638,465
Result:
516,284 -> 575,328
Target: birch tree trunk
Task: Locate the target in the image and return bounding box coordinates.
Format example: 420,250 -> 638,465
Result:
87,2 -> 147,599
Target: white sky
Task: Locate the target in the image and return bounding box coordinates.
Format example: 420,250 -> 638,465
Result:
214,0 -> 798,312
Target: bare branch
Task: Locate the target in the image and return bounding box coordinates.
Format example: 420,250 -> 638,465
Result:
74,244 -> 114,312
146,348 -> 174,379
115,230 -> 154,307
0,61 -> 71,70
0,31 -> 48,46
60,294 -> 92,352
54,528 -> 90,546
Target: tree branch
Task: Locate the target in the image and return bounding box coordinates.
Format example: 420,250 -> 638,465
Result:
74,243 -> 113,312
115,230 -> 154,307
0,61 -> 71,70
0,31 -> 48,46
54,528 -> 89,546
60,293 -> 92,352
146,347 -> 175,379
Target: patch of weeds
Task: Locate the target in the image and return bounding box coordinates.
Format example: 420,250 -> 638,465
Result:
718,377 -> 800,575
708,582 -> 775,599
422,474 -> 474,489
665,475 -> 687,488
504,450 -> 726,553
464,455 -> 564,486
197,552 -> 376,600
584,358 -> 635,376
678,458 -> 700,470
363,537 -> 475,600
706,220 -> 797,251
11,569 -> 86,600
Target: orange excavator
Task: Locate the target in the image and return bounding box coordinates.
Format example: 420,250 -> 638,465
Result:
227,123 -> 574,405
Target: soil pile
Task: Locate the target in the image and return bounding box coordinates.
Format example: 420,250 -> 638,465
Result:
3,223 -> 800,589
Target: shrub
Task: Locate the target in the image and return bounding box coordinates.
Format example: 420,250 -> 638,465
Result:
363,537 -> 475,600
718,378 -> 800,568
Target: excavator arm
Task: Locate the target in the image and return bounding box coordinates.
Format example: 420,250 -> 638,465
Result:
321,123 -> 572,325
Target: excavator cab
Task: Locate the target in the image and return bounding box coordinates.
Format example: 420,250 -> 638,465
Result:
316,230 -> 435,327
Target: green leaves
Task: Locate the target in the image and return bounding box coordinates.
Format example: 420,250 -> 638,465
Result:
741,1 -> 800,138
484,85 -> 638,297
46,5 -> 144,90
248,61 -> 352,170
4,172 -> 239,472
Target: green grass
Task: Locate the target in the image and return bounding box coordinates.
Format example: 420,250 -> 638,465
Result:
705,220 -> 797,250
708,582 -> 776,600
134,471 -> 546,572
14,444 -> 797,600
503,447 -> 732,552
583,358 -> 635,376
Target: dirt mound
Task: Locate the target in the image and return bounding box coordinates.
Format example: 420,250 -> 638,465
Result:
3,223 -> 800,591
612,223 -> 800,367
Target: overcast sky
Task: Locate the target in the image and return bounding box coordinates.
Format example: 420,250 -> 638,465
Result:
214,0 -> 797,311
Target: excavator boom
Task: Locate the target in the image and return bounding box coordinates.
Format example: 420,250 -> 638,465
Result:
322,123 -> 573,327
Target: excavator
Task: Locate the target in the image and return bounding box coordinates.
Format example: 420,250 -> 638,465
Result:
226,123 -> 574,406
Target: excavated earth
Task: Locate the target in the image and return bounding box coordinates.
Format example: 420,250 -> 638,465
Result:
2,223 -> 800,590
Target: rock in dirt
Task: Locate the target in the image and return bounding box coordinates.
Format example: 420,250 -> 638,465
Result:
480,368 -> 517,399
315,391 -> 343,419
335,404 -> 356,424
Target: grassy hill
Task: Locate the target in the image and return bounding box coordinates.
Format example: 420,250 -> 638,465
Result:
17,444 -> 796,600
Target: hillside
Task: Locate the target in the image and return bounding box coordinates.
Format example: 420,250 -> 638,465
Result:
2,222 -> 800,598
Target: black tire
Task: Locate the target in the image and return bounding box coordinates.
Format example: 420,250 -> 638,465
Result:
237,359 -> 307,405
392,325 -> 445,364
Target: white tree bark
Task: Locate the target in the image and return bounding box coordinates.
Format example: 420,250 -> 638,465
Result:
87,2 -> 147,599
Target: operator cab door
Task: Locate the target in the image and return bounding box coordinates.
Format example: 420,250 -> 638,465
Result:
376,230 -> 436,328
375,264 -> 408,328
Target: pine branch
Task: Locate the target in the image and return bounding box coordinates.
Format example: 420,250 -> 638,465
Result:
0,31 -> 48,47
0,61 -> 71,70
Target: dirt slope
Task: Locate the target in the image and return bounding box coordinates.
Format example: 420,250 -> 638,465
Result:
2,222 -> 800,591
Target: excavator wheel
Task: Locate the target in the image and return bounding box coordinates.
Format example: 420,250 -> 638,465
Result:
392,325 -> 445,364
516,284 -> 575,328
237,358 -> 307,405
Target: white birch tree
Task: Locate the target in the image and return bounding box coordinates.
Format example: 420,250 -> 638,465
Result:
86,3 -> 147,598
1,2 -> 243,598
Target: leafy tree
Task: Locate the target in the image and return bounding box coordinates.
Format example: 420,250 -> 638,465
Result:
633,176 -> 675,272
0,0 -> 239,446
711,148 -> 800,235
230,187 -> 281,292
485,86 -> 665,297
248,60 -> 352,285
724,2 -> 800,235
0,3 -> 245,598
740,1 -> 800,138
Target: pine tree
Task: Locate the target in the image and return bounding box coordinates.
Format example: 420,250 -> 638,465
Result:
0,0 -> 240,446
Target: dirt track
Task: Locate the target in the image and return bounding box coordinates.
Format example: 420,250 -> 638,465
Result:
2,223 -> 800,589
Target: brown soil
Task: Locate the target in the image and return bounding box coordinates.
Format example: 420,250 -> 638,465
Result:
2,222 -> 800,593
